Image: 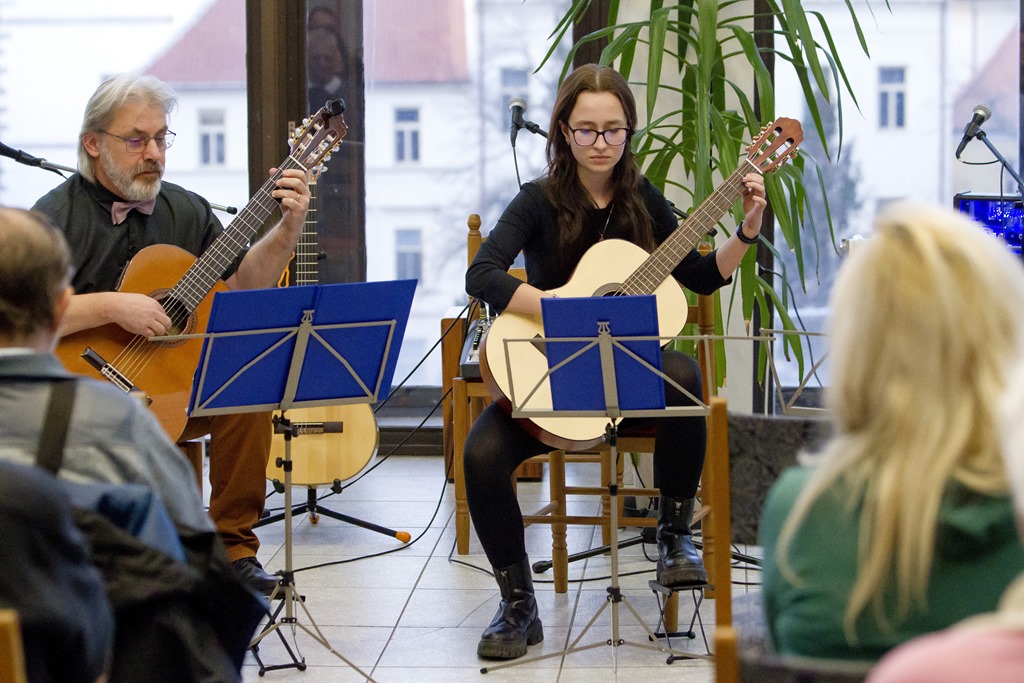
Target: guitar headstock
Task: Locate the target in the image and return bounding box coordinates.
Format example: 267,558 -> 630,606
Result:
745,117 -> 803,174
290,99 -> 348,171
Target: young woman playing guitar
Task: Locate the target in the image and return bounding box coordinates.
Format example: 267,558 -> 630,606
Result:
464,64 -> 768,661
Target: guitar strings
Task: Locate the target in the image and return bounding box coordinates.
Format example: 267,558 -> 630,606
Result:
620,161 -> 753,297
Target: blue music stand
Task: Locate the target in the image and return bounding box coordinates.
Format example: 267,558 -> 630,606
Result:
189,280 -> 413,416
189,279 -> 414,681
541,294 -> 665,414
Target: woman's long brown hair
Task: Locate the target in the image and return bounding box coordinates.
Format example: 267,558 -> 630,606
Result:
541,64 -> 656,273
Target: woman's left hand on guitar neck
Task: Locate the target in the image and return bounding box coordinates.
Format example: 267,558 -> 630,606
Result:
715,172 -> 767,279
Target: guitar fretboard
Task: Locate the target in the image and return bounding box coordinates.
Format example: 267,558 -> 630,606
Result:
620,157 -> 760,296
296,180 -> 319,285
169,155 -> 308,310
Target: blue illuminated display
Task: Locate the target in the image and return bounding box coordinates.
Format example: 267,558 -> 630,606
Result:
955,194 -> 1023,255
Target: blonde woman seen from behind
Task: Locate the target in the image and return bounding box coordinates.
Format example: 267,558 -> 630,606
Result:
759,201 -> 1024,661
866,353 -> 1024,682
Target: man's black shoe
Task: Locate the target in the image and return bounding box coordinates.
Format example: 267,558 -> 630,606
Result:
232,556 -> 278,596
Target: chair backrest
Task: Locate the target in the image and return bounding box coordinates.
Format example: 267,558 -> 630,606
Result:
739,652 -> 873,683
467,213 -> 526,282
0,609 -> 28,683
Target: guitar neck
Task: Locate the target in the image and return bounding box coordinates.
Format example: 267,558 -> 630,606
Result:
169,155 -> 308,309
296,180 -> 319,285
620,157 -> 760,295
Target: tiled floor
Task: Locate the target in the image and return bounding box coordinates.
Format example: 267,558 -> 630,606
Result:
220,453 -> 761,682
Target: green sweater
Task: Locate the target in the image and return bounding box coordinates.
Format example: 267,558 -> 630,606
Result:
760,466 -> 1024,661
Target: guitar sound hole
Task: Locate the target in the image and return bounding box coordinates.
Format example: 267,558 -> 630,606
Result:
152,290 -> 195,347
593,283 -> 624,297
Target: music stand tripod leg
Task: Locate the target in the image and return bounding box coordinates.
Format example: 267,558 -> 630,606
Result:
247,416 -> 378,682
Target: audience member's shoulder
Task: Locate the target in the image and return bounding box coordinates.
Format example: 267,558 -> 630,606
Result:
74,376 -> 151,422
770,465 -> 815,499
868,628 -> 1024,683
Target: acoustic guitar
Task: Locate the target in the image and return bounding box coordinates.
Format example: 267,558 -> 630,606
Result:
480,118 -> 804,451
55,100 -> 349,442
265,175 -> 379,485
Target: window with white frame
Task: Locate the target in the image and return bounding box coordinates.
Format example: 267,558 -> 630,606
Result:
878,67 -> 906,129
395,107 -> 420,163
199,109 -> 227,166
396,228 -> 422,281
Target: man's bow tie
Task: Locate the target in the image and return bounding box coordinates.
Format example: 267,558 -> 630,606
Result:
111,199 -> 156,225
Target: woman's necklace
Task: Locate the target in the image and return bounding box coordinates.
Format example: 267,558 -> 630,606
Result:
598,202 -> 615,241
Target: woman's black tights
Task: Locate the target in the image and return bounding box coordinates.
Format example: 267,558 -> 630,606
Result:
462,348 -> 705,568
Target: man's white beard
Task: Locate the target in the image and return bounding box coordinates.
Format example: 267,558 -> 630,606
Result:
98,145 -> 163,201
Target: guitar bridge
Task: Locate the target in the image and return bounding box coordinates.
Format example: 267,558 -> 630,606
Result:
81,347 -> 152,405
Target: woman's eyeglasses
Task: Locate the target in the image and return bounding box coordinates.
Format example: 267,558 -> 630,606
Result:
566,126 -> 630,147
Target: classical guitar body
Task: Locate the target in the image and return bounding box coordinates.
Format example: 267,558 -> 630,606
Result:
55,244 -> 227,442
266,405 -> 378,485
480,239 -> 688,451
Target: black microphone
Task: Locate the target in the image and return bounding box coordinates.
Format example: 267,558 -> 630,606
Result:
955,104 -> 991,159
508,97 -> 527,147
0,141 -> 44,167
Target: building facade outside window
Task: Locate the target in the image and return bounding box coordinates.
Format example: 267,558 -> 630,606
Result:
499,66 -> 529,113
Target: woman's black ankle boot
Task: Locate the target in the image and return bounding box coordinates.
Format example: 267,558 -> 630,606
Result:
656,495 -> 708,587
476,557 -> 544,660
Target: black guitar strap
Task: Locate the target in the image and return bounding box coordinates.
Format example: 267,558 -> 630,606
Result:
35,379 -> 78,475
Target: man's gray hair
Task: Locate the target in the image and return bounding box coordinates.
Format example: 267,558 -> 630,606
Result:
78,74 -> 177,182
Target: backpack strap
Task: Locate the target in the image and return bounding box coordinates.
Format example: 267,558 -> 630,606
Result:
35,379 -> 78,475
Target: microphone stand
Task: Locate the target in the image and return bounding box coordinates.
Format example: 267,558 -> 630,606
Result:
972,129 -> 1024,196
510,120 -> 548,188
520,119 -> 547,138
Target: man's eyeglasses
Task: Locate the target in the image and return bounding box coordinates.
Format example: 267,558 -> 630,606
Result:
100,130 -> 176,152
566,126 -> 630,147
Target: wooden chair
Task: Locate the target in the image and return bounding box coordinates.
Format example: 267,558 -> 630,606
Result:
0,609 -> 28,683
707,397 -> 739,683
712,402 -> 858,683
450,213 -> 721,598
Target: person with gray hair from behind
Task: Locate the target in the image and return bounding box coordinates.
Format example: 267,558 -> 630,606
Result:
866,350 -> 1024,682
0,207 -> 211,530
0,208 -> 114,683
32,73 -> 311,595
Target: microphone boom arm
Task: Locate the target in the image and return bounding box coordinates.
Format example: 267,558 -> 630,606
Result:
974,129 -> 1024,196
